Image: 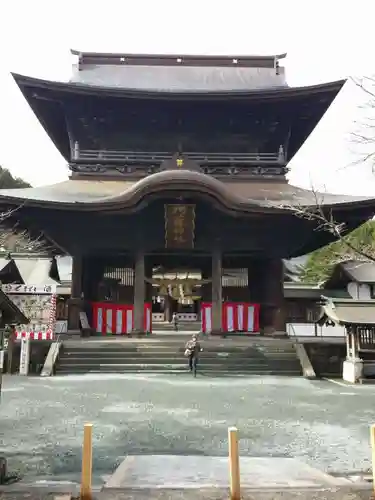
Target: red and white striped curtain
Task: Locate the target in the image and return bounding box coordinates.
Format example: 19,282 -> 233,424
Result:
92,303 -> 152,334
201,302 -> 260,333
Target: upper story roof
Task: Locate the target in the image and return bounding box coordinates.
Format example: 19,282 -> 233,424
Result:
70,50 -> 288,93
323,260 -> 375,289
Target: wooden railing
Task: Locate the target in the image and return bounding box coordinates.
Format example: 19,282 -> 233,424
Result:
76,149 -> 285,165
286,322 -> 345,338
358,327 -> 375,351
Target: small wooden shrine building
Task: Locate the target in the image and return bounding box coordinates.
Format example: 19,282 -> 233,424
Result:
318,297 -> 375,382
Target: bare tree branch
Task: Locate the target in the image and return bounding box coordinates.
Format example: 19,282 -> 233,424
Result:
278,187 -> 375,263
350,75 -> 375,168
0,206 -> 49,253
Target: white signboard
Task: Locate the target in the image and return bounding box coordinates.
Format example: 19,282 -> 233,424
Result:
2,284 -> 57,339
19,338 -> 30,375
1,284 -> 57,294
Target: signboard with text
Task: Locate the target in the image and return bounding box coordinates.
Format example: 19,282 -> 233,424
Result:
1,284 -> 57,295
1,284 -> 57,339
164,204 -> 195,249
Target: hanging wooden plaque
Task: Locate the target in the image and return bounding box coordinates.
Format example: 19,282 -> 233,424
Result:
164,204 -> 195,249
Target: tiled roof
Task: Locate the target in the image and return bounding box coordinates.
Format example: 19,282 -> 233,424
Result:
70,51 -> 287,93
319,297 -> 375,325
0,176 -> 372,210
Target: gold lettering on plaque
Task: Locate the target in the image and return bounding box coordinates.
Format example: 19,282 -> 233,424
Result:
165,204 -> 195,248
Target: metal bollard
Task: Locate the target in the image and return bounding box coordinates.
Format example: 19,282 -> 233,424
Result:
228,426 -> 240,500
371,425 -> 375,493
81,423 -> 93,500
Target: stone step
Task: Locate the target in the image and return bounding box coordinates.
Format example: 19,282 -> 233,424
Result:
152,321 -> 201,327
57,356 -> 301,368
57,362 -> 281,369
56,361 -> 301,374
57,363 -> 300,374
59,351 -> 296,360
63,336 -> 292,344
58,356 -> 299,367
59,348 -> 297,358
56,337 -> 301,376
55,367 -> 301,376
62,344 -> 296,354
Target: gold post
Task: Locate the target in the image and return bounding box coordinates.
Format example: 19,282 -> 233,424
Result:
371,425 -> 375,492
81,423 -> 93,500
228,426 -> 240,500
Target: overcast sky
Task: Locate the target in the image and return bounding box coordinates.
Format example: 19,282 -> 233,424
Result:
0,0 -> 374,194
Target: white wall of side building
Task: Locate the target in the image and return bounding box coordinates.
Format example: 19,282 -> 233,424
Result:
347,282 -> 371,300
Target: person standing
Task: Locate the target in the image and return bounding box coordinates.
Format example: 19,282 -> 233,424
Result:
172,312 -> 179,332
184,334 -> 202,377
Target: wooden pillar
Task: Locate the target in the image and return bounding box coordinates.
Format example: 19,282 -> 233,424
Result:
247,259 -> 266,303
248,259 -> 285,335
82,257 -> 104,327
262,259 -> 285,335
345,328 -> 350,359
68,255 -> 84,330
6,325 -> 16,374
247,259 -> 266,331
211,248 -> 222,334
133,250 -> 145,333
351,328 -> 357,360
164,295 -> 173,322
145,259 -> 153,303
201,265 -> 211,302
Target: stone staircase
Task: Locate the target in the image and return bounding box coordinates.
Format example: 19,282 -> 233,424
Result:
55,336 -> 302,376
152,321 -> 201,332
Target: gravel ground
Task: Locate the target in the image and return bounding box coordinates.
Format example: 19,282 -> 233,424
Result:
0,374 -> 373,485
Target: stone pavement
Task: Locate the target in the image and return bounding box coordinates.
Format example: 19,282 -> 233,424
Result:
0,487 -> 374,500
105,456 -> 351,489
0,374 -> 374,485
96,489 -> 374,500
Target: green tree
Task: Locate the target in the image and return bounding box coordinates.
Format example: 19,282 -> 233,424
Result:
0,166 -> 31,189
0,167 -> 36,252
301,220 -> 375,283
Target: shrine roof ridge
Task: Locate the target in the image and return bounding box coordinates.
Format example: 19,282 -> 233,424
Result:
70,49 -> 287,68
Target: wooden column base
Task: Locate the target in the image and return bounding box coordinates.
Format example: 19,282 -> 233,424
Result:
211,248 -> 223,334
257,259 -> 285,335
68,297 -> 84,331
133,251 -> 145,333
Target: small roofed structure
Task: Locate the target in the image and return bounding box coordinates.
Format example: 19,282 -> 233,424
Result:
318,296 -> 375,383
323,260 -> 375,290
0,254 -> 60,285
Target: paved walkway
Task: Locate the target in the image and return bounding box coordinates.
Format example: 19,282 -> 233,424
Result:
0,487 -> 373,500
0,375 -> 373,487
